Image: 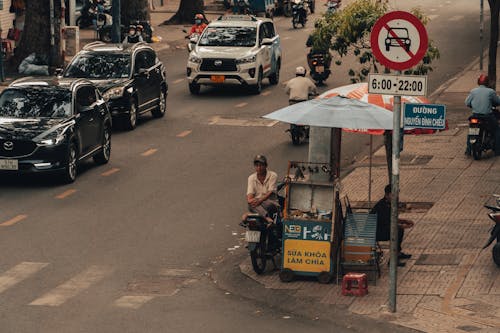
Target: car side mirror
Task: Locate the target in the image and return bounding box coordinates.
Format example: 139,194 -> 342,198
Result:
189,36 -> 199,44
261,38 -> 273,46
55,68 -> 64,76
135,68 -> 148,77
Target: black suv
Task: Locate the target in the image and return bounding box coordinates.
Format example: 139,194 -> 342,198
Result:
62,41 -> 168,130
0,78 -> 112,183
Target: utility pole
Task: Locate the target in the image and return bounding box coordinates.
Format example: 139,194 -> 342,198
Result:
68,0 -> 76,26
112,0 -> 121,43
480,0 -> 484,70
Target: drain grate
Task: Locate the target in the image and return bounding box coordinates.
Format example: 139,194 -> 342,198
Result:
415,254 -> 462,265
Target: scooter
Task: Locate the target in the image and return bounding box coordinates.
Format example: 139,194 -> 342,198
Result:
307,52 -> 331,85
467,110 -> 499,160
77,0 -> 112,29
291,0 -> 307,29
287,124 -> 309,145
182,30 -> 200,53
241,183 -> 285,275
482,194 -> 500,267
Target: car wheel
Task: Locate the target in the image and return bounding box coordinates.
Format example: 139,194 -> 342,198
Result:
251,68 -> 263,95
151,89 -> 166,118
100,29 -> 112,43
189,82 -> 201,95
62,142 -> 78,183
123,99 -> 137,130
268,61 -> 280,85
93,126 -> 111,165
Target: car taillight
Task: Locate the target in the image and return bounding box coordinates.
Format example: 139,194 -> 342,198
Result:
470,118 -> 480,124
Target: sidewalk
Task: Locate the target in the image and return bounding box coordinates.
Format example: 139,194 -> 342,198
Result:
237,61 -> 500,332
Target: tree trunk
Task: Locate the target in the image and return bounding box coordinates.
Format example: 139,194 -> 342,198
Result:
163,0 -> 204,25
13,0 -> 63,71
121,0 -> 150,26
488,0 -> 500,89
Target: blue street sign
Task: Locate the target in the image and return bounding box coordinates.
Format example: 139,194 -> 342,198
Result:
403,103 -> 446,130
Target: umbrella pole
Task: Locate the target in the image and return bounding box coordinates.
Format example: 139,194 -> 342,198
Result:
368,135 -> 373,209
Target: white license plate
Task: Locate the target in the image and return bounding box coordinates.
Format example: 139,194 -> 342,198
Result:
315,65 -> 324,73
0,159 -> 18,170
245,230 -> 261,243
468,127 -> 480,135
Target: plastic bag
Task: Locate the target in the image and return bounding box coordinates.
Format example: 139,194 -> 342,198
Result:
18,53 -> 49,76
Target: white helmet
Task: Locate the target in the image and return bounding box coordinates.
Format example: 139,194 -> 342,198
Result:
295,66 -> 306,76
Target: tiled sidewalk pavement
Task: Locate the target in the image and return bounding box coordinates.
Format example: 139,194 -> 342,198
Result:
241,130 -> 500,332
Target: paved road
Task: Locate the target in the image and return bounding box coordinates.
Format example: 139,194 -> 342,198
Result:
0,1 -> 486,331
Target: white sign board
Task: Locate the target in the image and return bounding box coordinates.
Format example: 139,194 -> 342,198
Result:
368,73 -> 427,96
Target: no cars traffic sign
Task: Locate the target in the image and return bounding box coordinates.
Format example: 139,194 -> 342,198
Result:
370,11 -> 428,71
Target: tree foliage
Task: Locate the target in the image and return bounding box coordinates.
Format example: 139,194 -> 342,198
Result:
310,0 -> 440,83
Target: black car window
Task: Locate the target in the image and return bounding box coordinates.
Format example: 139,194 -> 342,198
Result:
134,50 -> 155,72
198,26 -> 257,47
75,86 -> 97,112
0,87 -> 71,118
64,52 -> 131,79
258,25 -> 265,44
264,22 -> 275,38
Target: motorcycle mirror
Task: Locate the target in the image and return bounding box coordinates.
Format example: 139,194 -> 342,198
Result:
189,36 -> 199,43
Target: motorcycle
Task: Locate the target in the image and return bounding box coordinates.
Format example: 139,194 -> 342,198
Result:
287,124 -> 309,145
306,0 -> 315,13
182,30 -> 200,53
482,194 -> 500,267
77,0 -> 112,29
467,109 -> 499,160
325,0 -> 340,14
241,183 -> 285,274
100,20 -> 153,43
307,52 -> 331,85
291,0 -> 307,29
235,0 -> 252,14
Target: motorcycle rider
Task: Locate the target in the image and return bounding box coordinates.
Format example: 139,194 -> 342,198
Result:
285,66 -> 317,104
189,13 -> 208,37
246,155 -> 278,224
122,25 -> 143,44
306,24 -> 332,78
465,74 -> 500,155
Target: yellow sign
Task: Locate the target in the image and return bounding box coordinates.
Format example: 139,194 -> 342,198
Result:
283,239 -> 331,273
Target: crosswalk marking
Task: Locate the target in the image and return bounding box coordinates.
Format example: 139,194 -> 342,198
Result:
0,262 -> 49,294
114,295 -> 156,309
55,189 -> 77,199
176,130 -> 192,137
0,214 -> 28,227
29,265 -> 113,306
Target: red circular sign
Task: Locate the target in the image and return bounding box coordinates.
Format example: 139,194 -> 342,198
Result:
370,11 -> 428,71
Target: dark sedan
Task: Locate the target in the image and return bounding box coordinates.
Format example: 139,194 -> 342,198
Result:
0,78 -> 112,183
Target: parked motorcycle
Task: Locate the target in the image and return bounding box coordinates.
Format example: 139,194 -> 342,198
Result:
77,0 -> 112,29
291,0 -> 307,29
235,0 -> 252,14
467,109 -> 499,160
325,0 -> 341,14
287,124 -> 309,145
306,0 -> 315,13
241,183 -> 285,274
307,52 -> 331,85
99,20 -> 153,43
482,194 -> 500,267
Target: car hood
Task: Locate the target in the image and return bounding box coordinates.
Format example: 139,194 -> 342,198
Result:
0,117 -> 68,140
89,78 -> 131,92
194,46 -> 257,59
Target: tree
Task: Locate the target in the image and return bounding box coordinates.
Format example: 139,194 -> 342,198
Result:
309,0 -> 440,180
162,0 -> 204,25
488,0 -> 500,89
121,0 -> 150,26
13,0 -> 63,70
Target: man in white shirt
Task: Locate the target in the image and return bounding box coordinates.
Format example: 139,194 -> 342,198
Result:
246,155 -> 278,223
284,66 -> 317,104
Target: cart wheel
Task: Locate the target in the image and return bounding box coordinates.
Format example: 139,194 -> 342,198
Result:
317,271 -> 332,284
279,269 -> 294,282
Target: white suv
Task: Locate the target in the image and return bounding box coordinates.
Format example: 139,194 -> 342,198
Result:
186,15 -> 281,95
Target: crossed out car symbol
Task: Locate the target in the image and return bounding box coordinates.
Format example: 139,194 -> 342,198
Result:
385,27 -> 411,52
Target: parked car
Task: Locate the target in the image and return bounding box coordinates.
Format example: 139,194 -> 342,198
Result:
62,41 -> 168,130
186,15 -> 281,95
0,78 -> 112,183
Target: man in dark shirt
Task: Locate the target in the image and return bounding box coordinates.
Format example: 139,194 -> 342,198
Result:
370,184 -> 414,267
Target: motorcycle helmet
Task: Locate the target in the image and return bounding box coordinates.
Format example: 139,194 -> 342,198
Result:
295,66 -> 306,76
128,25 -> 136,36
136,24 -> 144,34
195,13 -> 204,24
478,74 -> 489,86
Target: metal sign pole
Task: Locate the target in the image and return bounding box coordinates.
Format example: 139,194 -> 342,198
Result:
480,0 -> 484,70
389,71 -> 402,313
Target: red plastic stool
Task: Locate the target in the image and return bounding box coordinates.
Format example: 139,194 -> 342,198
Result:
342,272 -> 368,296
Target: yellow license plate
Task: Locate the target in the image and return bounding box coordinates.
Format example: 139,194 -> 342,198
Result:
315,65 -> 324,73
210,75 -> 225,83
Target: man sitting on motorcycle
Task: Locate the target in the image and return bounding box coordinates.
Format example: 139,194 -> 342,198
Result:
246,155 -> 279,224
122,25 -> 143,44
306,27 -> 332,72
189,14 -> 208,37
465,74 -> 500,155
285,66 -> 317,105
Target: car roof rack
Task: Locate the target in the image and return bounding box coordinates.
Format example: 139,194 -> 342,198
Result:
82,41 -> 107,50
216,14 -> 258,22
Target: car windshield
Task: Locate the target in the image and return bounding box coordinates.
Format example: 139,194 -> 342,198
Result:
198,26 -> 256,47
64,53 -> 131,79
0,88 -> 72,118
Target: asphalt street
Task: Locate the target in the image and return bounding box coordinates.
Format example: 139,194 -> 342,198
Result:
0,1 -> 488,331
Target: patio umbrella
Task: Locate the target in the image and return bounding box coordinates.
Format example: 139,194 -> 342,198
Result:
262,95 -> 394,130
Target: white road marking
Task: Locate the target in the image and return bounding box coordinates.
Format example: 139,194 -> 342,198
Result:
114,295 -> 156,309
448,15 -> 464,22
209,116 -> 278,127
261,91 -> 271,96
0,262 -> 49,294
0,214 -> 28,227
235,102 -> 248,108
29,265 -> 113,306
173,78 -> 184,84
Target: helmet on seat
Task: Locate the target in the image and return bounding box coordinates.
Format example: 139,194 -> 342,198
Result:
295,66 -> 306,76
478,74 -> 489,86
